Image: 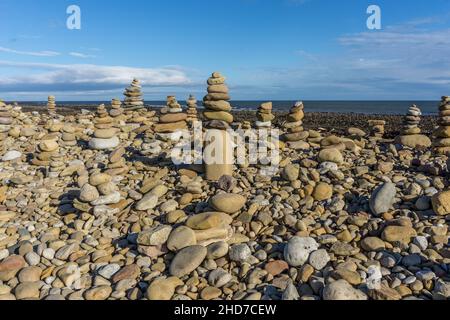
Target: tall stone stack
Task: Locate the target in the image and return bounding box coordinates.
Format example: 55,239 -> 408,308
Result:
282,102 -> 310,150
154,96 -> 188,141
0,100 -> 12,140
89,104 -> 120,150
123,79 -> 144,112
203,72 -> 234,127
186,95 -> 198,123
434,96 -> 450,155
395,105 -> 431,148
47,96 -> 56,115
255,102 -> 275,128
202,72 -> 234,181
368,120 -> 385,139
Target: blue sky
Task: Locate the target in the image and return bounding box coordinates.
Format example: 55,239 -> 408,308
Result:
1,0 -> 450,101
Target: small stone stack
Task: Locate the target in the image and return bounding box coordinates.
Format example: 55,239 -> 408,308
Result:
395,105 -> 431,148
154,96 -> 188,140
73,171 -> 122,217
109,99 -> 124,122
45,119 -> 63,133
32,134 -> 60,167
48,152 -> 66,178
60,125 -> 77,147
123,79 -> 144,112
368,120 -> 386,138
9,103 -> 24,134
255,102 -> 275,128
282,102 -> 310,150
89,104 -> 120,150
251,102 -> 278,175
105,146 -> 129,176
6,105 -> 24,140
434,96 -> 450,154
203,72 -> 233,127
0,100 -> 12,140
186,95 -> 198,123
402,105 -> 422,134
47,96 -> 56,115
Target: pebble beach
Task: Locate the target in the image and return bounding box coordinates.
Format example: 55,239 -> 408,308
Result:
1,75 -> 449,302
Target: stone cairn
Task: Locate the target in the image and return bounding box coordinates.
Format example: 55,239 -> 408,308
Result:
402,105 -> 422,135
0,100 -> 12,140
48,150 -> 66,178
73,171 -> 122,220
109,98 -> 124,122
6,104 -> 27,142
368,120 -> 386,139
186,95 -> 198,124
60,125 -> 77,147
203,72 -> 234,126
105,146 -> 129,176
89,104 -> 120,150
395,105 -> 431,148
154,96 -> 188,141
123,79 -> 144,112
47,96 -> 56,115
282,101 -> 310,150
122,80 -> 157,139
202,72 -> 234,181
45,118 -> 63,134
255,102 -> 275,128
32,134 -> 60,167
254,103 -> 280,177
0,101 -> 14,159
434,96 -> 450,155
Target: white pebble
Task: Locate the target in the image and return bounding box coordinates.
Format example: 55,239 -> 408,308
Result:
98,264 -> 121,279
25,251 -> 40,265
0,249 -> 9,260
43,248 -> 56,260
413,236 -> 428,251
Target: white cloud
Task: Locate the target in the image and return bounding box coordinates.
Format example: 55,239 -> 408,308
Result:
338,28 -> 450,47
69,52 -> 96,59
0,61 -> 192,96
250,18 -> 450,99
0,46 -> 60,57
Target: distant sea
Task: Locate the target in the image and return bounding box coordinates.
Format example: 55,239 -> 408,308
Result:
15,100 -> 440,115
